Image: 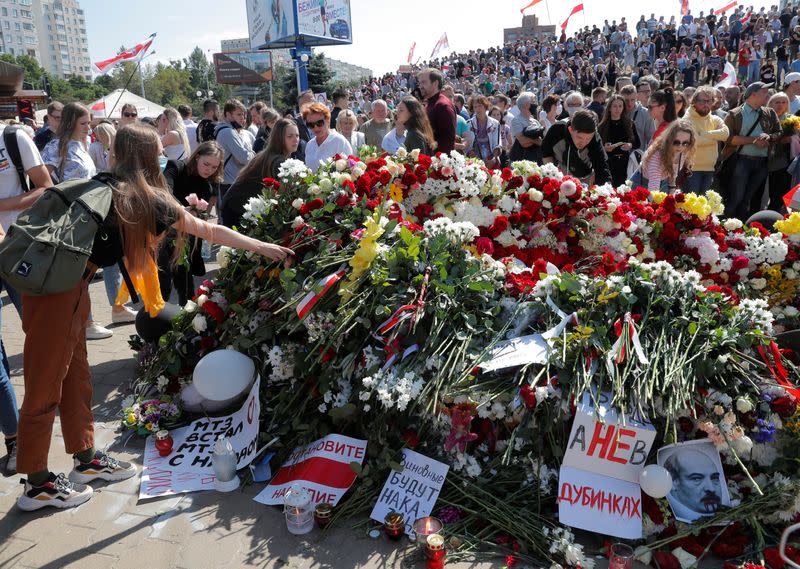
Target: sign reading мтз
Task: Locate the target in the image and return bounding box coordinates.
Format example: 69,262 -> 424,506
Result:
562,391 -> 656,484
138,377 -> 261,499
370,449 -> 449,535
254,434 -> 367,506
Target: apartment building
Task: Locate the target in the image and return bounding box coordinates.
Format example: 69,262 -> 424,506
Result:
0,0 -> 91,80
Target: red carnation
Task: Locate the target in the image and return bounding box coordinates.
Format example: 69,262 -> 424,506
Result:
299,198 -> 325,215
475,237 -> 495,256
652,551 -> 681,569
771,396 -> 798,418
764,547 -> 785,569
202,300 -> 225,323
401,430 -> 419,448
519,384 -> 537,409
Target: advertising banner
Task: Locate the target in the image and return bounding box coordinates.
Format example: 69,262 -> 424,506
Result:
214,51 -> 273,84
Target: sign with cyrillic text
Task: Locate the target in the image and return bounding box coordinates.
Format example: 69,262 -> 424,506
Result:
562,391 -> 656,483
369,449 -> 449,534
139,377 -> 261,499
254,434 -> 367,506
558,466 -> 643,539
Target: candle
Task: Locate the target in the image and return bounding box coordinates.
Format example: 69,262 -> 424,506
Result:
383,512 -> 405,540
425,533 -> 446,569
412,517 -> 443,550
284,485 -> 314,535
154,430 -> 173,457
314,502 -> 333,528
608,543 -> 634,569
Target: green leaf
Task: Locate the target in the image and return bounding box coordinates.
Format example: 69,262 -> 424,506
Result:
688,322 -> 698,335
349,461 -> 363,475
389,461 -> 404,472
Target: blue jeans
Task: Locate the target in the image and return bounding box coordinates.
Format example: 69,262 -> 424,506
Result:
725,157 -> 768,221
102,263 -> 122,306
682,170 -> 715,194
0,308 -> 18,437
778,60 -> 789,84
748,61 -> 761,83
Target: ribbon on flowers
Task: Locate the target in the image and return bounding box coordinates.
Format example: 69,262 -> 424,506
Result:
608,312 -> 648,367
382,343 -> 420,372
757,341 -> 800,401
296,267 -> 347,319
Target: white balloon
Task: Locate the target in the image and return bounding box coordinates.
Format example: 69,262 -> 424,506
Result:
639,464 -> 673,498
193,350 -> 255,402
179,382 -> 237,413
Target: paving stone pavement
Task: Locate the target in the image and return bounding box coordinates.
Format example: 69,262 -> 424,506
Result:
0,269 -> 548,569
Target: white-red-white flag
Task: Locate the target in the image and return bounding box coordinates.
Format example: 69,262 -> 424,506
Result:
714,1 -> 737,15
715,61 -> 738,89
741,10 -> 753,24
93,33 -> 156,75
680,0 -> 689,17
407,42 -> 416,65
561,3 -> 584,32
430,33 -> 450,59
520,0 -> 543,13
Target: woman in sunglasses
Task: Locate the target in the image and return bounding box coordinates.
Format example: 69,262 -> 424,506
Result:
119,103 -> 138,127
302,102 -> 352,173
631,120 -> 696,193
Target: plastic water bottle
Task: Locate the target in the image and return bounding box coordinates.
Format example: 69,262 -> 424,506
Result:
201,240 -> 212,261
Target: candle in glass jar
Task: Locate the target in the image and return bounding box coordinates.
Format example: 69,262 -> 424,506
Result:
314,502 -> 333,528
425,533 -> 446,569
383,512 -> 405,540
412,516 -> 443,549
154,430 -> 173,457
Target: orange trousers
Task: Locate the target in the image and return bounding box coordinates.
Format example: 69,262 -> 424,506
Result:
16,275 -> 94,474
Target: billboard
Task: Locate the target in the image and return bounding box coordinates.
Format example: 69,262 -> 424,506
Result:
247,0 -> 352,49
214,51 -> 273,84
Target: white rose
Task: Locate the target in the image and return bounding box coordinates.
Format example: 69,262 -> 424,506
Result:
736,398 -> 753,413
750,277 -> 767,290
352,167 -> 365,178
528,188 -> 543,202
183,300 -> 197,313
307,184 -> 321,195
292,216 -> 305,228
397,147 -> 408,158
410,149 -> 420,159
627,244 -> 639,255
191,314 -> 207,333
724,219 -> 743,231
291,198 -> 304,209
319,178 -> 333,192
671,548 -> 697,569
335,159 -> 348,172
196,294 -> 208,307
216,246 -> 232,269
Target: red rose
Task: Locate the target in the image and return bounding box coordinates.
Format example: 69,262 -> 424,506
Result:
652,551 -> 681,569
764,547 -> 785,569
519,384 -> 537,409
401,430 -> 419,448
771,396 -> 798,418
475,237 -> 495,256
299,198 -> 325,215
202,300 -> 225,323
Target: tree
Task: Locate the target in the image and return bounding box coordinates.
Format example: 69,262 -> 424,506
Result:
280,53 -> 333,110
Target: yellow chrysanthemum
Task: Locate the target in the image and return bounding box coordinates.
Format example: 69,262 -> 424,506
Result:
705,191 -> 724,216
775,212 -> 800,235
651,191 -> 667,205
677,192 -> 713,219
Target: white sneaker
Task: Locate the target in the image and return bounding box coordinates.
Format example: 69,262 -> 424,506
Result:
69,450 -> 137,484
86,322 -> 113,340
17,472 -> 93,511
111,305 -> 138,324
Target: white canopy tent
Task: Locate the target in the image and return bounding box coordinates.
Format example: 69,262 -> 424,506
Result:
88,89 -> 165,120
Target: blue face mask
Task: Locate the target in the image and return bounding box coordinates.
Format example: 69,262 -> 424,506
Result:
159,156 -> 168,171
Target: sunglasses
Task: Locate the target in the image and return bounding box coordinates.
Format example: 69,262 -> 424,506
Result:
305,119 -> 325,129
672,139 -> 691,147
123,112 -> 138,118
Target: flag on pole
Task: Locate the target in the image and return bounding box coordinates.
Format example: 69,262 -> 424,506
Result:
520,0 -> 543,13
714,1 -> 737,15
560,3 -> 584,32
715,61 -> 738,89
680,0 -> 689,17
784,184 -> 800,210
430,33 -> 450,59
407,42 -> 416,65
93,33 -> 156,75
741,10 -> 752,24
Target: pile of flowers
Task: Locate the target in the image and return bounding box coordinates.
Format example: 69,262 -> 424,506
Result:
130,149 -> 800,567
122,395 -> 180,435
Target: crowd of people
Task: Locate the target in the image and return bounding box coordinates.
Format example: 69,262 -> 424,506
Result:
1,2 -> 800,511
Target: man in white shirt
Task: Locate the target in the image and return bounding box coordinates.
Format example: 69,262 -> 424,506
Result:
0,124 -> 53,312
302,102 -> 353,173
177,104 -> 198,153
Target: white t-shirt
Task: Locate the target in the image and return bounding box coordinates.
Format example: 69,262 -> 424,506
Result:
184,119 -> 198,153
304,130 -> 353,173
0,125 -> 44,230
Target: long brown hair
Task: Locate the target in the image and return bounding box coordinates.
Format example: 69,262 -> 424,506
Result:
399,96 -> 436,151
111,123 -> 182,273
598,95 -> 635,144
237,118 -> 298,182
642,119 -> 696,182
55,102 -> 89,176
186,141 -> 225,183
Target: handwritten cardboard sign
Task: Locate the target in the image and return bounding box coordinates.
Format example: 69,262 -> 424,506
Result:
562,391 -> 656,483
369,449 -> 449,534
558,466 -> 643,539
479,333 -> 551,373
254,434 -> 367,507
139,376 -> 261,499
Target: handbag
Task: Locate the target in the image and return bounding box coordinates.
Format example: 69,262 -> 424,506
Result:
715,110 -> 762,186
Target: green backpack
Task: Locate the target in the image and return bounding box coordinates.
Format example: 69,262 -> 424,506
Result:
0,178 -> 137,300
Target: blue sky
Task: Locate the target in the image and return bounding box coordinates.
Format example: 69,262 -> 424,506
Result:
82,0 -> 751,77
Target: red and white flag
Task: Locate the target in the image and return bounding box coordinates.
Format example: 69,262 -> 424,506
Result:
741,10 -> 753,24
680,0 -> 689,17
296,269 -> 347,320
407,41 -> 416,65
715,60 -> 738,89
430,33 -> 450,58
714,1 -> 737,15
561,3 -> 584,32
93,33 -> 156,75
520,0 -> 543,13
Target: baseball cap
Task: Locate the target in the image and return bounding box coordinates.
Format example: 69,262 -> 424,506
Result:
785,72 -> 800,85
743,81 -> 773,99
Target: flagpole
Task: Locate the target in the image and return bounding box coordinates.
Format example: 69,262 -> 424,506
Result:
107,58 -> 144,119
545,0 -> 552,26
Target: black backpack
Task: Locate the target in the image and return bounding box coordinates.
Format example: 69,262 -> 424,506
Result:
196,119 -> 218,143
3,125 -> 32,191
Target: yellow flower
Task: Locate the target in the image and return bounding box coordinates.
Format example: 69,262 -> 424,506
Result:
126,413 -> 137,425
651,191 -> 667,205
145,422 -> 154,431
706,191 -> 724,215
388,183 -> 403,203
268,268 -> 281,279
775,212 -> 800,235
677,192 -> 713,219
340,212 -> 385,302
